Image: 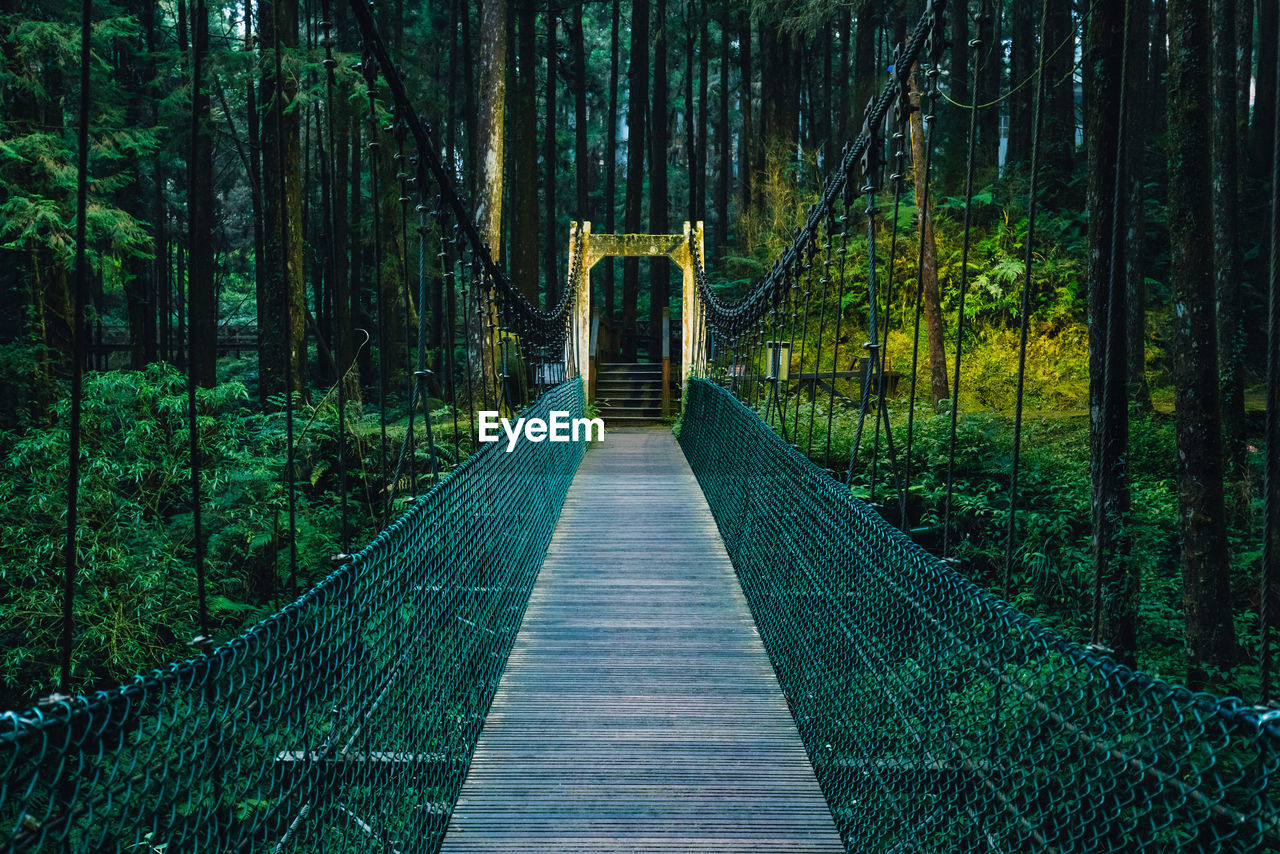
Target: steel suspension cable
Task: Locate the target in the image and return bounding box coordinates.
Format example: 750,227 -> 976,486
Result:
1092,1 -> 1132,650
941,14 -> 985,559
61,0 -> 93,695
187,0 -> 211,642
395,132 -> 416,497
367,103 -> 390,525
1003,0 -> 1050,602
868,60 -> 912,508
320,0 -> 349,552
273,15 -> 300,589
901,49 -> 944,532
416,205 -> 439,484
825,191 -> 853,471
1261,26 -> 1280,702
847,103 -> 882,489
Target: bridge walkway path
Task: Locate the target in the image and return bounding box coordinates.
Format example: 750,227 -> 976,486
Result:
439,428 -> 844,853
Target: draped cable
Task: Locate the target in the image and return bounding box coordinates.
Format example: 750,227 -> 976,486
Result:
940,11 -> 985,560
1003,0 -> 1051,601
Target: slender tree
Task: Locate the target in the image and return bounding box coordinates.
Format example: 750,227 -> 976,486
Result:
187,0 -> 215,388
571,0 -> 588,222
603,0 -> 620,319
622,0 -> 649,359
738,19 -> 753,208
511,4 -> 539,302
1085,0 -> 1134,663
696,0 -> 709,220
908,72 -> 948,405
475,0 -> 507,255
543,9 -> 559,306
1211,0 -> 1245,466
650,0 -> 669,356
1006,0 -> 1034,167
1042,0 -> 1075,192
1253,0 -> 1277,182
1167,0 -> 1240,687
715,0 -> 730,254
259,0 -> 305,403
1125,0 -> 1153,412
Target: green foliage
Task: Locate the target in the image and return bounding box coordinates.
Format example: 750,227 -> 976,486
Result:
0,365 -> 377,709
770,392 -> 1265,694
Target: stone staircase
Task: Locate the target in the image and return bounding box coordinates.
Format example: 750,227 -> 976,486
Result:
595,362 -> 675,425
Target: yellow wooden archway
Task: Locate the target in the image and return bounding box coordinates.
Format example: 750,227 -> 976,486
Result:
566,220 -> 706,400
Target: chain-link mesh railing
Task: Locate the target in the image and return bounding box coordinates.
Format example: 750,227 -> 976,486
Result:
679,378 -> 1280,853
1,379 -> 585,854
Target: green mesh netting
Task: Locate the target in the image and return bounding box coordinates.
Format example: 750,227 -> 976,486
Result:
678,378 -> 1280,853
1,379 -> 585,853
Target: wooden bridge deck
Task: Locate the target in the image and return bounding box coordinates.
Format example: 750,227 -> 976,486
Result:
439,429 -> 844,853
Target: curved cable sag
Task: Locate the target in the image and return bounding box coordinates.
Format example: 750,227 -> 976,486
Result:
347,0 -> 578,348
689,0 -> 948,339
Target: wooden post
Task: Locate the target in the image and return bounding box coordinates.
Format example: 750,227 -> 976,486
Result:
680,221 -> 705,384
589,310 -> 600,400
571,221 -> 593,393
661,307 -> 671,417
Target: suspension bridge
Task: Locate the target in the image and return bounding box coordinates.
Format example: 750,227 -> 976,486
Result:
4,0 -> 1279,851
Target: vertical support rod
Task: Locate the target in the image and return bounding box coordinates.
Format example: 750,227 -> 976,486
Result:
63,0 -> 94,694
661,307 -> 671,417
572,221 -> 592,392
681,220 -> 706,382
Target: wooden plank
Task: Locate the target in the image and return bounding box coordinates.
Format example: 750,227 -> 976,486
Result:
439,430 -> 844,854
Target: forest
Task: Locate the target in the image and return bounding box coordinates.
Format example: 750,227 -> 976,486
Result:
0,0 -> 1277,717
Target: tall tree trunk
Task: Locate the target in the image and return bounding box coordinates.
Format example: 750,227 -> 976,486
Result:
649,0 -> 669,358
188,0 -> 216,387
759,23 -> 799,160
331,59 -> 357,401
475,0 -> 506,255
511,4 -> 539,302
1253,0 -> 1277,183
715,0 -> 729,254
944,0 -> 969,181
1211,0 -> 1245,467
909,72 -> 948,405
1042,0 -> 1075,193
351,118 -> 373,386
696,0 -> 709,221
123,0 -> 159,367
260,0 -> 305,405
1006,0 -> 1033,167
1150,0 -> 1168,138
376,157 -> 407,393
685,6 -> 696,224
974,0 -> 999,172
1126,0 -> 1153,413
1234,0 -> 1252,171
603,0 -> 620,319
544,10 -> 559,307
247,0 -> 265,374
738,19 -> 753,208
622,0 -> 649,360
462,0 -> 477,202
1167,0 -> 1240,687
852,0 -> 878,131
1085,0 -> 1134,663
572,0 -> 588,221
837,7 -> 851,147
